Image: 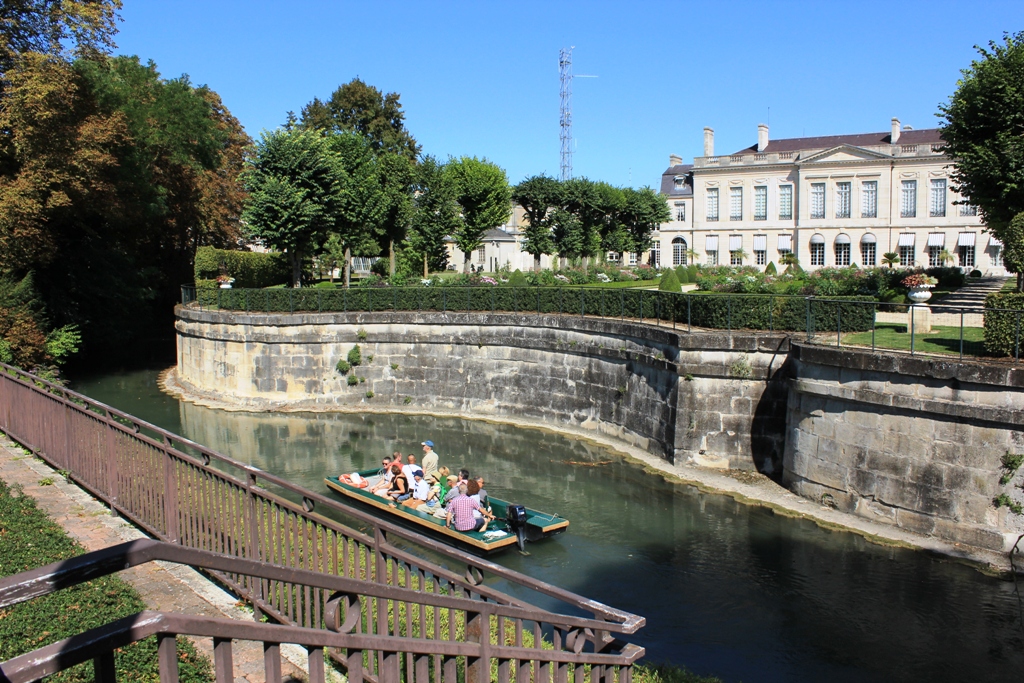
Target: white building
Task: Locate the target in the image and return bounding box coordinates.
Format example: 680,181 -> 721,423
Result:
657,119 -> 998,273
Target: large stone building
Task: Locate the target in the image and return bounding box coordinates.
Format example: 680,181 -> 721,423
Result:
656,119 -> 999,274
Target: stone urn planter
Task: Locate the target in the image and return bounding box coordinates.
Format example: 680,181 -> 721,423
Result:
907,285 -> 934,305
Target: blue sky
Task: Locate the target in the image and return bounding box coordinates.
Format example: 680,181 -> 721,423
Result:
115,1 -> 1022,189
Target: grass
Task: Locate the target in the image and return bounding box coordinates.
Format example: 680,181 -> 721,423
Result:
843,322 -> 986,356
0,476 -> 213,683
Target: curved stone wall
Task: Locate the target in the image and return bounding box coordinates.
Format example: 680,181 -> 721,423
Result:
173,306 -> 791,469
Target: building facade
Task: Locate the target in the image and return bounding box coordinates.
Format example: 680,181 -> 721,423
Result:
656,119 -> 998,273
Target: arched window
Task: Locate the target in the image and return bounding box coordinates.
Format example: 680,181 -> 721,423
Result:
672,237 -> 688,266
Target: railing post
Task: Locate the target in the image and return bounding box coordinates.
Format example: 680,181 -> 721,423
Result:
307,646 -> 325,683
837,304 -> 842,347
728,297 -> 732,332
264,642 -> 282,683
245,471 -> 264,620
639,290 -> 643,324
158,633 -> 180,683
959,310 -> 965,360
806,297 -> 813,342
910,305 -> 916,355
94,651 -> 116,683
1016,311 -> 1021,362
465,605 -> 490,683
162,436 -> 178,543
688,294 -> 691,333
214,638 -> 234,683
103,409 -> 118,516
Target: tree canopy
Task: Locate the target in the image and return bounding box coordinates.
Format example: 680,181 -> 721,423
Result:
940,31 -> 1024,283
408,155 -> 458,276
512,174 -> 560,269
446,156 -> 511,272
300,78 -> 420,161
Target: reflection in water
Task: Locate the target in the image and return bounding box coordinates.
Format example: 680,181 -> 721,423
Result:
75,369 -> 1024,683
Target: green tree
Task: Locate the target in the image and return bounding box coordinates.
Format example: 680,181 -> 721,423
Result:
939,31 -> 1024,289
512,174 -> 561,271
242,129 -> 350,287
560,178 -> 614,268
881,251 -> 900,268
299,77 -> 420,161
409,156 -> 457,277
447,156 -> 511,273
620,187 -> 671,264
550,207 -> 585,264
372,152 -> 416,276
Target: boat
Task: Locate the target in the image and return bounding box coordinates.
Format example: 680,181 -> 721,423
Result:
324,470 -> 569,553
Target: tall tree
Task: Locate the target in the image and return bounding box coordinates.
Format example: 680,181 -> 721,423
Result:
619,187 -> 671,264
0,0 -> 122,79
373,152 -> 415,276
299,78 -> 420,161
241,129 -> 349,287
560,178 -> 614,268
408,155 -> 457,277
939,31 -> 1024,288
512,174 -> 560,271
447,156 -> 511,273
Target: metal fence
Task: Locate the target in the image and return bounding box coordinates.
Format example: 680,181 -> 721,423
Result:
0,363 -> 644,683
1,540 -> 643,683
182,285 -> 1022,362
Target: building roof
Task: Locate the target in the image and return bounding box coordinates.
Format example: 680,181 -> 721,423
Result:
731,128 -> 943,156
660,164 -> 694,197
482,228 -> 517,242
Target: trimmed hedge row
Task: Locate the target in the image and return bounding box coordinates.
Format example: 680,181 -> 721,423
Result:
198,287 -> 876,333
984,292 -> 1024,356
194,246 -> 290,288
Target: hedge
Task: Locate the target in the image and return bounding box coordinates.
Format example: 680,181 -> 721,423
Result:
198,286 -> 876,334
0,476 -> 212,683
194,246 -> 290,288
984,292 -> 1024,357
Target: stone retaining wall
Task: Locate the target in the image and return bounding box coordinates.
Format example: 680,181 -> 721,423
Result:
784,344 -> 1024,551
174,306 -> 791,470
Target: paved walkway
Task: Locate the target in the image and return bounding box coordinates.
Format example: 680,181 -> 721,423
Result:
0,433 -> 338,683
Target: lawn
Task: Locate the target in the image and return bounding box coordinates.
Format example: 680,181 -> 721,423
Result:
842,322 -> 987,356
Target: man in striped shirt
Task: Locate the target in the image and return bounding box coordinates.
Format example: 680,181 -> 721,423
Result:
445,484 -> 487,533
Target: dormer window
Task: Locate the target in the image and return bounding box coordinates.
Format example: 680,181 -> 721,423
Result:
673,176 -> 685,189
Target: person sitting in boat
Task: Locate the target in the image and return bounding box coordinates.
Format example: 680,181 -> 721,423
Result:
445,484 -> 488,533
431,474 -> 459,518
399,470 -> 430,508
473,476 -> 489,509
401,454 -> 419,490
370,457 -> 397,497
420,440 -> 439,479
466,479 -> 495,524
386,465 -> 408,502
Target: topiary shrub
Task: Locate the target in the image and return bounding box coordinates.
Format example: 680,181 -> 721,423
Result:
194,246 -> 290,288
764,261 -> 777,276
509,269 -> 528,287
984,292 -> 1024,356
970,269 -> 982,278
675,265 -> 689,285
687,264 -> 698,282
347,345 -> 362,366
659,268 -> 682,293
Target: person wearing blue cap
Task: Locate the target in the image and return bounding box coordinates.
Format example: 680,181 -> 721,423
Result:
420,440 -> 439,479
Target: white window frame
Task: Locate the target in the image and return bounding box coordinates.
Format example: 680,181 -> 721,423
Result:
650,241 -> 661,268
755,249 -> 766,266
675,203 -> 686,222
861,180 -> 878,218
810,183 -> 825,219
930,179 -> 947,218
779,185 -> 793,220
672,237 -> 687,266
835,182 -> 852,219
810,243 -> 825,266
706,188 -> 719,221
960,203 -> 978,217
959,245 -> 975,268
835,243 -> 851,266
928,246 -> 942,267
730,187 -> 743,221
754,186 -> 767,221
900,245 -> 916,267
706,250 -> 718,266
901,180 -> 917,218
861,242 -> 876,266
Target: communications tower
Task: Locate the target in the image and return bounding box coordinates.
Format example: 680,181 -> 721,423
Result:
559,47 -> 573,181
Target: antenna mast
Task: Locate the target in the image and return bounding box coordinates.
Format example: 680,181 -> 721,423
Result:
559,46 -> 573,181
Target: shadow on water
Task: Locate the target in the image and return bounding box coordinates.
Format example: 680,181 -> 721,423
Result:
72,369 -> 1024,683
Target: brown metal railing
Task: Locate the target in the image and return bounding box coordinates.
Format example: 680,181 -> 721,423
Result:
0,540 -> 644,683
0,363 -> 644,682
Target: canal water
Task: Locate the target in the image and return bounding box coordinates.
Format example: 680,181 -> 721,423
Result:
74,367 -> 1024,683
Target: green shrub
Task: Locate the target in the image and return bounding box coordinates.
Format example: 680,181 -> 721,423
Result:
984,292 -> 1024,356
509,269 -> 528,287
194,246 -> 290,288
970,269 -> 982,278
659,268 -> 682,293
347,374 -> 359,386
764,261 -> 777,276
687,264 -> 698,282
336,359 -> 351,374
0,477 -> 212,683
675,265 -> 689,285
348,345 -> 362,366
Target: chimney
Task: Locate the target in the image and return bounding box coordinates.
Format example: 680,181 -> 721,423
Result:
703,127 -> 715,157
891,117 -> 901,144
669,154 -> 682,167
757,123 -> 769,152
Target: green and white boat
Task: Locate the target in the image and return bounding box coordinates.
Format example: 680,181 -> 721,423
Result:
325,470 -> 569,553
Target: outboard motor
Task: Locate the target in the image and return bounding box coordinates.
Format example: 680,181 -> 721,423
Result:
506,504 -> 528,552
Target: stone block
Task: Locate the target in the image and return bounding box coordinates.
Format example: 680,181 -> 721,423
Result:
875,474 -> 920,510
801,456 -> 849,490
916,486 -> 956,518
865,450 -> 909,479
908,461 -> 946,489
897,508 -> 937,536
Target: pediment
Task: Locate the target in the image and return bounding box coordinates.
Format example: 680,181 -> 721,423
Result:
798,144 -> 892,164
